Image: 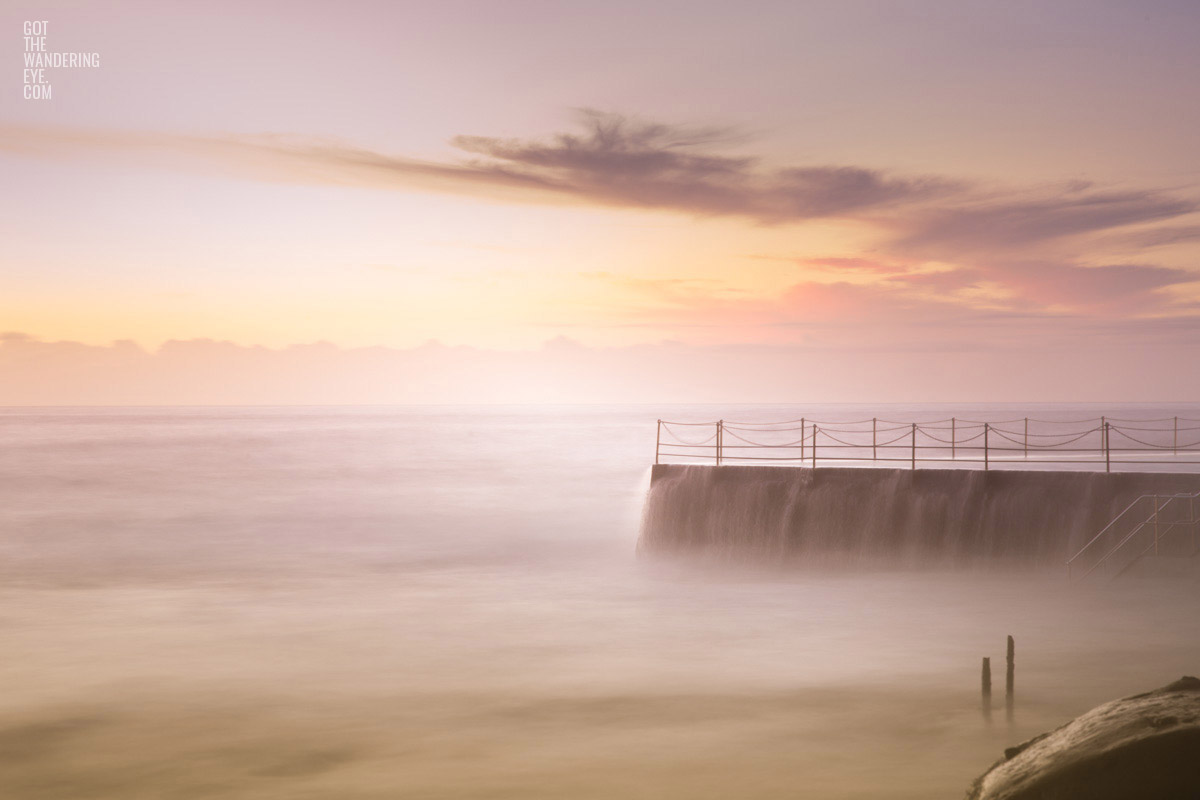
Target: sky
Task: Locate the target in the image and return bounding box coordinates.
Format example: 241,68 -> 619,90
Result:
3,0 -> 1200,403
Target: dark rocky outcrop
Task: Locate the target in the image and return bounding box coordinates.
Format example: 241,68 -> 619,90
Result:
967,677 -> 1200,799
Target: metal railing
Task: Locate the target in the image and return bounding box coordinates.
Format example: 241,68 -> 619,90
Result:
1067,491 -> 1200,581
654,415 -> 1200,473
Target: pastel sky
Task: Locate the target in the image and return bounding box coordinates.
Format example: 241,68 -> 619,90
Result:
3,0 -> 1200,402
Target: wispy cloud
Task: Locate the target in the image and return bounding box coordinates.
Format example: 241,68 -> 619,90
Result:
1111,224 -> 1200,249
0,111 -> 961,223
894,190 -> 1198,256
978,260 -> 1197,312
584,255 -> 1200,349
454,111 -> 961,220
4,112 -> 1197,244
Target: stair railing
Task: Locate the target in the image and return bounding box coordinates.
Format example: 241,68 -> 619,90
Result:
1067,491 -> 1200,581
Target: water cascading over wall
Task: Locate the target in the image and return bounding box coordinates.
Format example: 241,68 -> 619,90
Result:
638,465 -> 1200,566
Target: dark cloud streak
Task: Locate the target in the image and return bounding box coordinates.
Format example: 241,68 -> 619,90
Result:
452,110 -> 959,221
3,113 -> 1196,248
898,191 -> 1198,255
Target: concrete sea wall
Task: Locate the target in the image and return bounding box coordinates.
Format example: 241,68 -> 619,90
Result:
639,465 -> 1200,566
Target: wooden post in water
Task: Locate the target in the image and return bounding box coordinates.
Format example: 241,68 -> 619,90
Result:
984,423 -> 989,471
655,420 -> 661,465
1005,635 -> 1015,722
982,657 -> 992,720
911,423 -> 917,470
872,417 -> 877,461
951,417 -> 956,460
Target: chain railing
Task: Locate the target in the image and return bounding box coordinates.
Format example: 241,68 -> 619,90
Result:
654,415 -> 1200,473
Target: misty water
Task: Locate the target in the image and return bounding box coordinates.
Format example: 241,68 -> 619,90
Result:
2,405 -> 1199,799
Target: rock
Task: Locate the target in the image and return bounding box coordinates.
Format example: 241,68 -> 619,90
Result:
967,676 -> 1200,800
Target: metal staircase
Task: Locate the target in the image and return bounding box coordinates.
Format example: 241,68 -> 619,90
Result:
1068,492 -> 1200,581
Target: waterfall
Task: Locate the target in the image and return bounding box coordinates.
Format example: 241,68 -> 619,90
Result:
638,465 -> 1200,567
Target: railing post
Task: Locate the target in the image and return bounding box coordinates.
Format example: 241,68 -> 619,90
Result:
911,423 -> 917,470
1174,416 -> 1179,456
1024,417 -> 1028,459
984,423 -> 989,471
800,417 -> 806,462
951,417 -> 956,460
812,425 -> 818,470
872,417 -> 877,461
1105,421 -> 1110,473
716,420 -> 723,466
1100,416 -> 1106,467
655,419 -> 661,465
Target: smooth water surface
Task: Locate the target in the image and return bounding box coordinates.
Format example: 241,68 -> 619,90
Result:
1,405 -> 1198,799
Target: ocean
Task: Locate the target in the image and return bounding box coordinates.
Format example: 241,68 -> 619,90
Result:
2,404 -> 1198,799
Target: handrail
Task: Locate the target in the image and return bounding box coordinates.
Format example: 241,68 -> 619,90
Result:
1067,494 -> 1155,566
1067,491 -> 1200,581
655,415 -> 1200,473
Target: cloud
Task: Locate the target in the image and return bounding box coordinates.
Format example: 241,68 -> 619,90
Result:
0,112 -> 960,223
885,259 -> 1197,314
979,261 -> 1197,312
792,256 -> 916,276
896,190 -> 1198,255
5,111 -> 1199,359
598,278 -> 1004,347
5,113 -> 1198,250
0,125 -> 556,203
5,327 -> 1200,405
586,254 -> 1200,349
453,110 -> 960,221
1112,224 -> 1200,249
453,110 -> 750,181
579,272 -> 744,307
